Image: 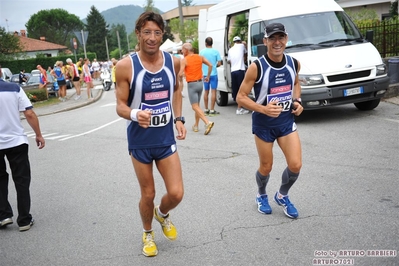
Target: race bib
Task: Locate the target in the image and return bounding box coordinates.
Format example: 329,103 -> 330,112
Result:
141,101 -> 171,127
267,91 -> 292,112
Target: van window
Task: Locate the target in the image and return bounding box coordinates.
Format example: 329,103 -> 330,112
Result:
250,22 -> 265,57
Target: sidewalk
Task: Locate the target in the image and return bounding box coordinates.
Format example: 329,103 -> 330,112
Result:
33,80 -> 105,117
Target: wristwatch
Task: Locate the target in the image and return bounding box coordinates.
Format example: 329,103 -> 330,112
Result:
293,98 -> 302,105
174,116 -> 185,124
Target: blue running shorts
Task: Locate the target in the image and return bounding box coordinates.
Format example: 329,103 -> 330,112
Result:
203,75 -> 218,91
253,122 -> 297,143
130,144 -> 177,164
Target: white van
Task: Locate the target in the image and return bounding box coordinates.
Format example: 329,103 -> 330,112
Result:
198,0 -> 389,110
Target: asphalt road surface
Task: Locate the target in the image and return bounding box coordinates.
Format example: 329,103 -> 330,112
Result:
1,89 -> 398,266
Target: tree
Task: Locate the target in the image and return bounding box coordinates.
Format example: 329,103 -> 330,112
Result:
85,6 -> 109,60
0,27 -> 24,60
169,18 -> 198,43
182,0 -> 195,6
230,14 -> 248,42
109,24 -> 128,57
143,0 -> 155,12
390,0 -> 398,17
163,25 -> 175,43
26,9 -> 84,47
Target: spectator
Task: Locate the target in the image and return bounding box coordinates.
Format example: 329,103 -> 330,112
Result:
19,69 -> 28,84
0,64 -> 45,232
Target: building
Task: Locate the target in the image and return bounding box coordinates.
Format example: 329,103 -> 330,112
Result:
162,4 -> 214,42
14,30 -> 68,59
336,0 -> 397,19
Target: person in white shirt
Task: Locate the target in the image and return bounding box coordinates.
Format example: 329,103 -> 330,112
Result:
0,64 -> 45,232
228,36 -> 249,115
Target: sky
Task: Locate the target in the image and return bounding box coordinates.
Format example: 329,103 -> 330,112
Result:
0,0 -> 223,33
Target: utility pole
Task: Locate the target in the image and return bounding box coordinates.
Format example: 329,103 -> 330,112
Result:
117,31 -> 122,59
177,0 -> 185,42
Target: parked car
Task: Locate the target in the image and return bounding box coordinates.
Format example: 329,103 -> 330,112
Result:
1,68 -> 13,81
10,73 -> 31,84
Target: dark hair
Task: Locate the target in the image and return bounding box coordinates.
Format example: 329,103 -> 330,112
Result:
205,37 -> 213,46
135,11 -> 164,32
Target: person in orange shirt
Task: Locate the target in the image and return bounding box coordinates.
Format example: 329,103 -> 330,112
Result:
179,42 -> 214,135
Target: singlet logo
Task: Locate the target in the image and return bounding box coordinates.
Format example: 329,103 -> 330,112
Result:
151,77 -> 162,83
145,90 -> 169,101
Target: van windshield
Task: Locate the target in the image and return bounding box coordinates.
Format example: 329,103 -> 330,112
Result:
250,11 -> 363,56
273,11 -> 361,46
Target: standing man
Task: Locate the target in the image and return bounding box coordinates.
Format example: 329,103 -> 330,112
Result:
19,69 -> 28,84
199,37 -> 222,116
115,11 -> 186,257
0,64 -> 45,231
180,42 -> 214,135
91,58 -> 101,80
228,36 -> 249,115
237,23 -> 303,219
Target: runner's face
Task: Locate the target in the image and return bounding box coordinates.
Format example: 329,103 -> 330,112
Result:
265,33 -> 287,59
138,21 -> 163,56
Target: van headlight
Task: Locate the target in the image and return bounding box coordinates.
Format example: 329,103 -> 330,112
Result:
299,74 -> 324,86
376,64 -> 387,76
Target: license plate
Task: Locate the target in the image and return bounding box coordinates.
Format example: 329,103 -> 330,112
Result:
344,86 -> 364,96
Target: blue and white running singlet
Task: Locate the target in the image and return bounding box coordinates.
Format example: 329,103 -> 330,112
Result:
127,51 -> 177,149
252,54 -> 297,129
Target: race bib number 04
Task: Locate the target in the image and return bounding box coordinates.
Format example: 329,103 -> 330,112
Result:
267,91 -> 292,112
141,101 -> 172,127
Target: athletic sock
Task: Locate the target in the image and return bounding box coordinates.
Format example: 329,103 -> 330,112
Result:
256,170 -> 270,195
279,167 -> 299,195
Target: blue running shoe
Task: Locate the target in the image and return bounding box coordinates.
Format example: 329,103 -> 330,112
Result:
274,192 -> 298,219
256,194 -> 272,214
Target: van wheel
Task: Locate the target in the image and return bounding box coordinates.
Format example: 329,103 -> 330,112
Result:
217,90 -> 228,106
354,99 -> 380,110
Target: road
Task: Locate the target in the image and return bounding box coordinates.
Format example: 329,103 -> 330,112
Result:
1,89 -> 398,265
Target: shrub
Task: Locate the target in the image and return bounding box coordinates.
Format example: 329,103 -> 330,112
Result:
25,88 -> 48,102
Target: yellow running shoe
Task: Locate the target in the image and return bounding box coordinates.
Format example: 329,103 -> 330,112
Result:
154,206 -> 178,241
142,231 -> 158,257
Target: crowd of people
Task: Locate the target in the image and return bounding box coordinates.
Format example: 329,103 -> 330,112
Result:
35,57 -> 118,102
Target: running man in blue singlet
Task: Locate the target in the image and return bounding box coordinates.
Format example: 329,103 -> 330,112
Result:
115,11 -> 186,257
237,23 -> 304,219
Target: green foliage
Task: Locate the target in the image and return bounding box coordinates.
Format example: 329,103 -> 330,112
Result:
345,8 -> 378,22
390,0 -> 398,17
108,24 -> 128,58
110,48 -> 122,60
230,14 -> 248,42
0,27 -> 24,60
169,18 -> 198,42
143,0 -> 155,11
85,6 -> 109,61
0,52 -> 96,74
26,9 -> 84,47
163,25 -> 175,42
25,88 -> 48,102
182,0 -> 194,6
184,20 -> 198,42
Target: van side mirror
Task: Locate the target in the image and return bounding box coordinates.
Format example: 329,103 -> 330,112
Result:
365,30 -> 374,44
257,44 -> 267,57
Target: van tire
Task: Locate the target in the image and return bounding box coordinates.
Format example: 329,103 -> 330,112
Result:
354,99 -> 380,111
217,90 -> 228,106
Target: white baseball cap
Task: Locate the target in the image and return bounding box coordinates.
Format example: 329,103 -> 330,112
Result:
233,36 -> 241,42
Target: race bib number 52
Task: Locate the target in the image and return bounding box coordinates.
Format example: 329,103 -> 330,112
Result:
141,101 -> 171,127
267,91 -> 292,112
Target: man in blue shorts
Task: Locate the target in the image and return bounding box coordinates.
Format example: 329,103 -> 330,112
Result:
237,23 -> 304,219
115,12 -> 186,257
199,37 -> 222,116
